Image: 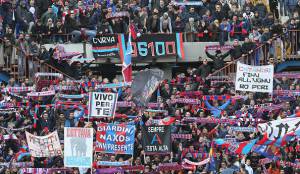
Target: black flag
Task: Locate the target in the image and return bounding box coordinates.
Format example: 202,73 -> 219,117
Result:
131,69 -> 164,107
141,125 -> 171,153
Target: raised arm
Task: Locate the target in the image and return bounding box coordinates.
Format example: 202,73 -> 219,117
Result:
205,51 -> 215,60
220,99 -> 231,110
204,99 -> 214,110
221,50 -> 230,59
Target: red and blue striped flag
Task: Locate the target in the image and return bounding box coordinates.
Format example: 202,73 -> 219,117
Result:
120,33 -> 132,83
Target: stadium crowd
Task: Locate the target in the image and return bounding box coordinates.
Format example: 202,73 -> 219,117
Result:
0,64 -> 299,174
0,0 -> 300,174
0,0 -> 298,43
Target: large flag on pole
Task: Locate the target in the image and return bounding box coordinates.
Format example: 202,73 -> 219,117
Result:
121,33 -> 132,83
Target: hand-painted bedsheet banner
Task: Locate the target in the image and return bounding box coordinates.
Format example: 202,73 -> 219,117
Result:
235,62 -> 274,93
258,117 -> 300,140
25,131 -> 62,157
96,123 -> 135,154
64,128 -> 93,168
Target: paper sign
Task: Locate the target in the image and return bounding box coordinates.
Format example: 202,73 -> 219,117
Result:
235,62 -> 274,93
96,123 -> 136,154
26,131 -> 62,157
64,128 -> 93,167
88,92 -> 118,117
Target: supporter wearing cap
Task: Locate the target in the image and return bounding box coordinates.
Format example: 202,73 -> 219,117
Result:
160,12 -> 172,33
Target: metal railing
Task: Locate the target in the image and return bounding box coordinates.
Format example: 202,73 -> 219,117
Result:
206,33 -> 291,79
17,31 -> 252,44
2,30 -> 300,81
0,38 -> 75,81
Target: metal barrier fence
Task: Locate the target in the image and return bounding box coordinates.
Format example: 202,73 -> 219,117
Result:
14,31 -> 255,44
1,31 -> 300,81
206,31 -> 300,79
0,38 -> 75,81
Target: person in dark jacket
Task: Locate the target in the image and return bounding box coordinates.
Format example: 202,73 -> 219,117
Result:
197,20 -> 211,42
35,0 -> 51,17
146,12 -> 160,33
16,1 -> 34,35
186,7 -> 200,23
242,37 -> 256,54
97,19 -> 113,34
200,0 -> 212,16
230,15 -> 243,41
288,18 -> 299,54
65,11 -> 81,43
229,39 -> 243,61
205,49 -> 230,71
196,59 -> 211,78
262,13 -> 275,28
243,0 -> 255,12
285,0 -> 298,16
212,3 -> 226,23
54,20 -> 66,43
110,17 -> 127,34
39,112 -> 55,132
254,0 -> 268,19
270,19 -> 283,35
251,11 -> 263,27
242,37 -> 256,64
173,16 -> 185,32
44,18 -> 56,43
31,20 -> 45,43
260,27 -> 272,61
